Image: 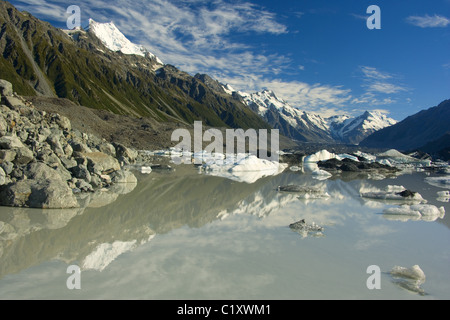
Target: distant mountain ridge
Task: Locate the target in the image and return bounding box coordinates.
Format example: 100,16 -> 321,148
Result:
221,87 -> 397,144
360,99 -> 450,160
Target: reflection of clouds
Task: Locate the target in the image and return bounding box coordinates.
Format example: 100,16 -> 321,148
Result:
425,176 -> 450,189
2,170 -> 449,299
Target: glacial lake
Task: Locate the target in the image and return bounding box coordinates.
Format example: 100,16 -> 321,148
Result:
0,163 -> 449,300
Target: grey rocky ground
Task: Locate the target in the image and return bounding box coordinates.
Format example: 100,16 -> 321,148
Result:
0,79 -> 140,209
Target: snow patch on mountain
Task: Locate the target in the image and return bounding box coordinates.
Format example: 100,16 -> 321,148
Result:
87,19 -> 163,64
223,84 -> 397,144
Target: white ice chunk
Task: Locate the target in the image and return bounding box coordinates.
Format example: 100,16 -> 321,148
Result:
383,204 -> 445,219
391,265 -> 426,282
201,153 -> 287,183
303,150 -> 336,163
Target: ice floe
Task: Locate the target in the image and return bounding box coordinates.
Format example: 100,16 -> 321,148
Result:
383,204 -> 445,222
390,265 -> 426,295
200,153 -> 288,184
360,185 -> 426,204
376,149 -> 432,167
437,190 -> 449,203
303,150 -> 336,163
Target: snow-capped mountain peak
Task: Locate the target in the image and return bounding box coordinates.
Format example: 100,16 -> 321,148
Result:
87,19 -> 163,64
326,110 -> 397,144
232,86 -> 397,144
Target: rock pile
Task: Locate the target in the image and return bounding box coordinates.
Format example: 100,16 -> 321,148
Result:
0,79 -> 138,209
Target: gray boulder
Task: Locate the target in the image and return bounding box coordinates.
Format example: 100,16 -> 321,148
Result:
53,114 -> 71,131
84,152 -> 121,174
0,79 -> 13,97
0,116 -> 7,135
13,146 -> 34,165
25,162 -> 65,181
0,135 -> 34,165
110,169 -> 137,184
0,149 -> 16,162
0,135 -> 24,149
0,167 -> 6,186
70,164 -> 92,183
0,178 -> 79,209
114,143 -> 138,164
0,161 -> 14,175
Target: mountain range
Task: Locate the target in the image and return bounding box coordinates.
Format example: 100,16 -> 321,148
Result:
360,99 -> 450,159
0,1 -> 447,154
0,1 -> 268,130
231,88 -> 397,144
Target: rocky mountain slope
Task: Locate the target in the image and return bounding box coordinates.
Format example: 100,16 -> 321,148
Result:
0,1 -> 269,130
360,99 -> 450,159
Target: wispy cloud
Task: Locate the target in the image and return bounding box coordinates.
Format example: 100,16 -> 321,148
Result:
358,66 -> 408,95
406,14 -> 450,28
349,66 -> 409,108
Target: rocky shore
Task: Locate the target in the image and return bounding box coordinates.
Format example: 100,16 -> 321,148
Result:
0,79 -> 139,209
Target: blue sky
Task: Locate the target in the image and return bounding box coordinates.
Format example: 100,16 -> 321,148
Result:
9,0 -> 450,120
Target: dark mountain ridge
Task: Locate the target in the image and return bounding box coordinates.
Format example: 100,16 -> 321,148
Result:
360,99 -> 450,160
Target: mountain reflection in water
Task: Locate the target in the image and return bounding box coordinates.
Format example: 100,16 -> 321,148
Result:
0,164 -> 449,299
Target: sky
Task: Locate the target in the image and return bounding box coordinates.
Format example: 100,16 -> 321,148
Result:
9,0 -> 450,121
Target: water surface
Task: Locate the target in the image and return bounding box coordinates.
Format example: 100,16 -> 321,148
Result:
0,165 -> 449,300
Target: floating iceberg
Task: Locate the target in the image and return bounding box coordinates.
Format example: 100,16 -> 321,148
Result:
383,204 -> 445,222
140,166 -> 152,174
200,153 -> 287,184
360,185 -> 426,204
437,190 -> 449,203
390,265 -> 426,296
376,149 -> 432,167
303,150 -> 336,163
336,154 -> 359,162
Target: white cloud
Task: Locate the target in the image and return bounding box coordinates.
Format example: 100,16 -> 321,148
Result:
360,66 -> 393,81
366,82 -> 407,94
358,66 -> 408,95
219,74 -> 353,116
406,14 -> 450,28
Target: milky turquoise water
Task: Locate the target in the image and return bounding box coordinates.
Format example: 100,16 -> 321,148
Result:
0,165 -> 449,300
